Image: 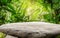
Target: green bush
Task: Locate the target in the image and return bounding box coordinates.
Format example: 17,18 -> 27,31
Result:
0,0 -> 60,24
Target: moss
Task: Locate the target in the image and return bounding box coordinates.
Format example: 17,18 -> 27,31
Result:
0,32 -> 6,38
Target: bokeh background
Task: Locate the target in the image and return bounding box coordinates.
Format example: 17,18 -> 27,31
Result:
0,0 -> 60,38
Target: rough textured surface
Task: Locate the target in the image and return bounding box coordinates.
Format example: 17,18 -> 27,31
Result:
5,35 -> 18,38
0,22 -> 60,38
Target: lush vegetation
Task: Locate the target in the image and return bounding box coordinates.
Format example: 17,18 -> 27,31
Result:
0,0 -> 60,24
0,0 -> 60,38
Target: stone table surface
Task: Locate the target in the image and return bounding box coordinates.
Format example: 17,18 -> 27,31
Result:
0,22 -> 60,38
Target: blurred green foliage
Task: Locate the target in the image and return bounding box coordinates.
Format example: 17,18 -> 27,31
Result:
0,0 -> 60,24
0,0 -> 60,38
0,32 -> 6,38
